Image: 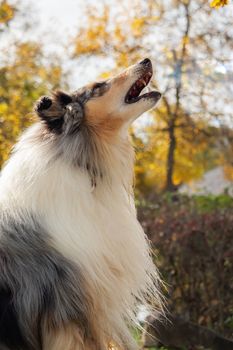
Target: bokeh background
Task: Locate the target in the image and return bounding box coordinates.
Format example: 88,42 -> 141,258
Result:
0,0 -> 233,349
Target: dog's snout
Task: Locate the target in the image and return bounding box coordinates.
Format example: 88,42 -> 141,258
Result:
139,58 -> 152,67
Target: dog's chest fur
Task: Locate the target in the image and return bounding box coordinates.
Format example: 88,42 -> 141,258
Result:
0,124 -> 159,349
20,152 -> 149,294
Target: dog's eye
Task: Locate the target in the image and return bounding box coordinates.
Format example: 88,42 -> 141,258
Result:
91,82 -> 108,97
92,82 -> 106,91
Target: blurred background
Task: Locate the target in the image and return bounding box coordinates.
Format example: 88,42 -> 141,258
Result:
0,0 -> 233,348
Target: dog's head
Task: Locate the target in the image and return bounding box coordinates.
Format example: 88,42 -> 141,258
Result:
34,59 -> 161,184
35,58 -> 161,138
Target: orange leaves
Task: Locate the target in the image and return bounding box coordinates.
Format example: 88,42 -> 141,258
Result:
224,165 -> 233,181
210,0 -> 230,8
0,0 -> 15,25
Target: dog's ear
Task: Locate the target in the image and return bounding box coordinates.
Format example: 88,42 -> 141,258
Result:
53,91 -> 73,107
34,91 -> 73,134
63,102 -> 84,135
35,96 -> 53,113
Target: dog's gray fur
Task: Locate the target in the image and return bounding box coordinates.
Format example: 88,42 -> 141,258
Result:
0,208 -> 93,350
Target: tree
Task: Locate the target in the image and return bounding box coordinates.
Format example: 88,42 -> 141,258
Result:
71,0 -> 233,193
0,2 -> 63,167
134,106 -> 217,195
0,0 -> 15,28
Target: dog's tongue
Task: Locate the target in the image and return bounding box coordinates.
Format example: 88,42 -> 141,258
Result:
129,85 -> 140,98
129,79 -> 145,98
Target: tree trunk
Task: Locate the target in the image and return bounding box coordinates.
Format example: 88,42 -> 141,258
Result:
165,123 -> 176,192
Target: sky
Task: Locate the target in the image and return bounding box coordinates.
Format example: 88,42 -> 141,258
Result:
32,0 -> 87,45
34,0 -> 106,33
4,0 -> 85,39
2,0 -> 114,89
19,0 -> 113,59
2,0 -> 86,57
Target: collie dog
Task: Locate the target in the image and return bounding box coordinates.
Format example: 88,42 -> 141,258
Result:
0,58 -> 162,350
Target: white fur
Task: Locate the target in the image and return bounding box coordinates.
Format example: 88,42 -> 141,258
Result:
0,121 -> 162,348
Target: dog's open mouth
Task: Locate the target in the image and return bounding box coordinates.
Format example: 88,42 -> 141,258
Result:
125,67 -> 161,104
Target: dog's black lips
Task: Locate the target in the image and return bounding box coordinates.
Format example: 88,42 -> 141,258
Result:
125,67 -> 161,104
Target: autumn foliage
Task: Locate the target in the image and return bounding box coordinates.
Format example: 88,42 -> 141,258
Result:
0,1 -> 63,167
0,0 -> 14,25
72,0 -> 233,192
210,0 -> 230,8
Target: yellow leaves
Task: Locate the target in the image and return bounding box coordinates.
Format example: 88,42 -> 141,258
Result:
131,17 -> 146,37
0,102 -> 8,114
78,34 -> 106,54
73,5 -> 150,62
88,24 -> 105,42
210,0 -> 229,8
116,52 -> 130,68
16,42 -> 40,60
74,8 -> 109,56
100,71 -> 111,79
75,26 -> 106,55
134,103 -> 215,194
0,0 -> 15,24
114,25 -> 125,42
134,125 -> 169,193
0,41 -> 62,168
182,35 -> 189,46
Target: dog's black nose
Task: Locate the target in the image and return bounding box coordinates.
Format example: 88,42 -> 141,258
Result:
140,58 -> 151,66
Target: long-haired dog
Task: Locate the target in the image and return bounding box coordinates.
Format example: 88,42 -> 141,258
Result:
0,58 -> 162,350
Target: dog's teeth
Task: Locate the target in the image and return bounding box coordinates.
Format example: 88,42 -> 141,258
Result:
138,78 -> 147,87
